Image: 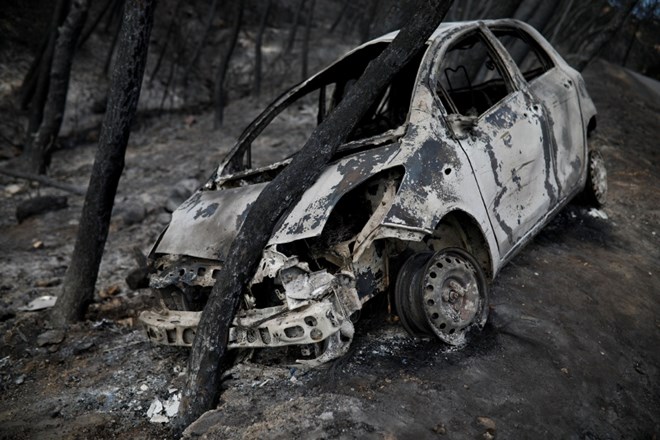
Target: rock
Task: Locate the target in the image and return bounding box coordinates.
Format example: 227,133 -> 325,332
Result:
98,284 -> 121,299
146,398 -> 163,418
5,184 -> 23,195
0,306 -> 16,322
37,329 -> 65,346
164,393 -> 180,417
319,411 -> 334,421
156,212 -> 172,225
477,416 -> 496,431
126,267 -> 149,290
150,414 -> 169,424
166,178 -> 200,212
113,199 -> 147,226
432,423 -> 447,435
182,410 -> 226,438
73,340 -> 94,354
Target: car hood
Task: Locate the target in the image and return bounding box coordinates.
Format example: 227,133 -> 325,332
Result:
153,144 -> 402,261
154,183 -> 267,261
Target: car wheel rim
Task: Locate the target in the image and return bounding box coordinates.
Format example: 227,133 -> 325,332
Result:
421,249 -> 487,345
590,150 -> 607,205
395,248 -> 488,345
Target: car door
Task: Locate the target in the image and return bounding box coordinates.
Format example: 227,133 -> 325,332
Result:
490,25 -> 586,200
433,28 -> 559,257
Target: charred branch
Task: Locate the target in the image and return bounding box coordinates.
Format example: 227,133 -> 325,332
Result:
178,0 -> 455,430
0,167 -> 86,195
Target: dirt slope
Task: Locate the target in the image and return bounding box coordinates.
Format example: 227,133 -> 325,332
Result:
0,58 -> 658,439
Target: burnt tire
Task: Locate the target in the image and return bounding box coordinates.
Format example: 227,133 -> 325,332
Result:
579,149 -> 607,207
395,248 -> 489,346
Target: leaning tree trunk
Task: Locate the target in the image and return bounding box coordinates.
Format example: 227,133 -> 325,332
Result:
51,0 -> 157,327
253,0 -> 273,98
300,0 -> 315,80
213,0 -> 245,128
22,0 -> 89,175
178,0 -> 455,430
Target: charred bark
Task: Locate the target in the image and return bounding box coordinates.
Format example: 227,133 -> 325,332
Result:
254,0 -> 273,98
329,0 -> 350,33
23,0 -> 72,133
301,0 -> 315,80
77,0 -> 115,49
359,0 -> 380,42
285,0 -> 305,53
16,195 -> 68,223
213,0 -> 245,128
573,0 -> 639,71
182,0 -> 219,86
51,0 -> 157,327
0,167 -> 86,195
22,0 -> 88,174
103,13 -> 122,75
178,0 -> 455,430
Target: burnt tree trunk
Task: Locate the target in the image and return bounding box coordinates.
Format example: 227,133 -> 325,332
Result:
329,0 -> 350,33
178,0 -> 455,430
103,2 -> 124,75
182,0 -> 219,86
23,0 -> 72,134
547,0 -> 575,44
253,0 -> 273,98
285,0 -> 305,53
19,0 -> 71,112
51,0 -> 157,327
573,0 -> 639,71
213,0 -> 245,128
359,0 -> 380,42
300,0 -> 315,80
22,0 -> 89,174
77,0 -> 115,49
149,0 -> 182,84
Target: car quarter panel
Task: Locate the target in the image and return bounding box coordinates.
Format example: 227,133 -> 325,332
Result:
382,85 -> 500,275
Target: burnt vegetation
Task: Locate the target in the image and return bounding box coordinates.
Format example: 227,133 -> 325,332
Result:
0,0 -> 659,438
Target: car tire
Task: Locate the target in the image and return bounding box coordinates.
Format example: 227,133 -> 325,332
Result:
580,149 -> 607,207
395,247 -> 489,346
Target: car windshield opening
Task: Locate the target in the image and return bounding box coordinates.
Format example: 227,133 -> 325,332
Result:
229,42 -> 425,170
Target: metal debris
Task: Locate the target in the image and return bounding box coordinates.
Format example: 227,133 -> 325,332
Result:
18,295 -> 57,311
141,19 -> 602,366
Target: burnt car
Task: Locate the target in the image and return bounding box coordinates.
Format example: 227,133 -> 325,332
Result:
140,19 -> 607,365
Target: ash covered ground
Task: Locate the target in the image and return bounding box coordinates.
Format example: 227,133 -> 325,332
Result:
0,45 -> 658,440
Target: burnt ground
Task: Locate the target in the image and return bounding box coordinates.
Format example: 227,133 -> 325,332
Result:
0,57 -> 658,439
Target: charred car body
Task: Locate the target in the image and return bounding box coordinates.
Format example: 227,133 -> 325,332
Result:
140,20 -> 607,365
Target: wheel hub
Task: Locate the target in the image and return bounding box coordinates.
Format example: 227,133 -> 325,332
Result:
395,248 -> 488,345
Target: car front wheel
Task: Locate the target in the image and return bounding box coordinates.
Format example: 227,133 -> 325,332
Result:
395,247 -> 489,346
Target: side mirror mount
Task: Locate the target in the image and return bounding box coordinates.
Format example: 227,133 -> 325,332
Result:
447,113 -> 477,138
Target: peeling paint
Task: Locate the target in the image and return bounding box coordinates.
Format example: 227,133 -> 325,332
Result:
141,18 -> 599,366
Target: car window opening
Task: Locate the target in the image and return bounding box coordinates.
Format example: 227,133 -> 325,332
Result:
491,28 -> 554,83
436,31 -> 512,118
237,42 -> 425,169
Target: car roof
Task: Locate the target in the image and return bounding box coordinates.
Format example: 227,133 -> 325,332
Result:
359,19 -> 531,47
